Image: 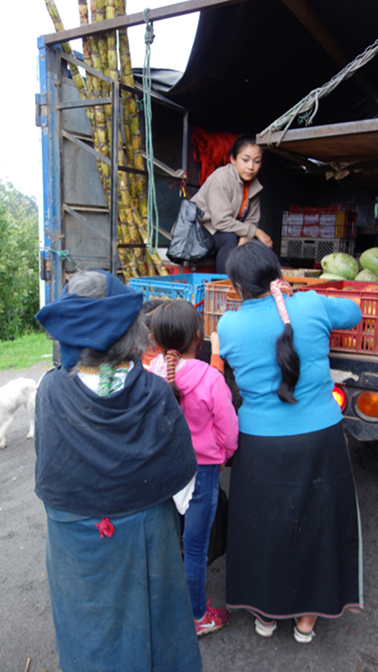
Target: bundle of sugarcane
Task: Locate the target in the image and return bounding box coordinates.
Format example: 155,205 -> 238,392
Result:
44,0 -> 168,278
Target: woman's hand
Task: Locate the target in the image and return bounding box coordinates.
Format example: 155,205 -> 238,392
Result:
210,331 -> 220,355
219,461 -> 227,472
255,228 -> 273,248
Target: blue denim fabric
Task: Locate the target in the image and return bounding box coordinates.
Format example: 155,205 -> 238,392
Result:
183,464 -> 220,619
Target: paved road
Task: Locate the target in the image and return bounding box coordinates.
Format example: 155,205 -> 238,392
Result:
1,362 -> 378,672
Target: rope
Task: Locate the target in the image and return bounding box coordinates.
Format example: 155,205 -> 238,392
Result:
143,8 -> 159,253
260,37 -> 378,146
42,247 -> 81,270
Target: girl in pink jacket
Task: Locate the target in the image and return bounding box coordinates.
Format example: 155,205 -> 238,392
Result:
150,299 -> 238,637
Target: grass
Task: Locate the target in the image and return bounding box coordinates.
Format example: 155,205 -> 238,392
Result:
0,332 -> 53,370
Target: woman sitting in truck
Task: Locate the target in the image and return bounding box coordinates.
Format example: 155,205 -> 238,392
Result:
216,240 -> 363,643
191,135 -> 273,273
34,270 -> 202,672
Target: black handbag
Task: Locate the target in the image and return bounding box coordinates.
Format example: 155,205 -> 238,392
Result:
207,486 -> 228,566
167,199 -> 215,263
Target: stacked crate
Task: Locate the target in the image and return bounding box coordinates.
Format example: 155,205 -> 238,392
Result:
280,205 -> 357,263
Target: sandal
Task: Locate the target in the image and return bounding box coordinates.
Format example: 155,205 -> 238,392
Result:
255,619 -> 277,637
293,624 -> 316,644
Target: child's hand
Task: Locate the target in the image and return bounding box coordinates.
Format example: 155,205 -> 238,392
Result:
238,236 -> 249,247
210,332 -> 220,355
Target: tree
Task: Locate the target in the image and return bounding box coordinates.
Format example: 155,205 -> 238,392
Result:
0,182 -> 40,340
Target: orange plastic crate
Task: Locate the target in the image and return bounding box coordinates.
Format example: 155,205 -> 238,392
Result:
297,280 -> 378,355
203,276 -> 325,337
204,280 -> 234,336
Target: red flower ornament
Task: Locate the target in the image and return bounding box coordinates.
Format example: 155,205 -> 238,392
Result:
95,517 -> 115,539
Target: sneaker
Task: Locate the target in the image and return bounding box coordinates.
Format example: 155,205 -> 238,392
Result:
195,599 -> 231,637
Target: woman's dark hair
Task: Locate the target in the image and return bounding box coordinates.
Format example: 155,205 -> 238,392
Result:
67,271 -> 149,369
230,135 -> 261,159
151,300 -> 204,402
225,240 -> 300,404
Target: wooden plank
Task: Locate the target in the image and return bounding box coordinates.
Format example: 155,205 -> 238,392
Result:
257,119 -> 378,162
43,0 -> 248,45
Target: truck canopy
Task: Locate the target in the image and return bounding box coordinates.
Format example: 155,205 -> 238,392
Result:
168,0 -> 378,133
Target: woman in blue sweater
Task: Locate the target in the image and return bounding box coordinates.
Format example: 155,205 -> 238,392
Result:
217,240 -> 363,643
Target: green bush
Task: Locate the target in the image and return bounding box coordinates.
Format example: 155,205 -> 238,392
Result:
0,182 -> 40,340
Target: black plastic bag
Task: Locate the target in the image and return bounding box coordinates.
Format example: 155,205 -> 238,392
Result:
207,486 -> 228,566
167,199 -> 215,263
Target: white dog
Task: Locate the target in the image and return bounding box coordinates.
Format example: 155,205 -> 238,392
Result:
0,378 -> 36,448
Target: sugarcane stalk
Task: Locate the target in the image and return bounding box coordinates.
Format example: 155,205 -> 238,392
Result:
115,0 -> 167,275
78,1 -> 95,123
90,0 -> 96,22
44,0 -> 86,95
115,0 -> 146,212
91,0 -> 136,278
115,0 -> 136,196
131,208 -> 168,275
101,0 -> 144,276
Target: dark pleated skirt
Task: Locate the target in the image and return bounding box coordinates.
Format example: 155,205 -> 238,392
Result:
45,499 -> 202,672
226,423 -> 363,619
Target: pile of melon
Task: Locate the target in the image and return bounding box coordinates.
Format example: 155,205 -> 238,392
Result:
320,248 -> 378,282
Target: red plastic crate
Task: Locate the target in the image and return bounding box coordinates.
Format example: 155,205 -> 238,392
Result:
297,280 -> 378,355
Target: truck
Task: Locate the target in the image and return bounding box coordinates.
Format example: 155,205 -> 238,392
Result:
36,0 -> 378,459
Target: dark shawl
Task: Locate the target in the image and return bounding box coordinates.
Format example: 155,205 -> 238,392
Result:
35,359 -> 197,517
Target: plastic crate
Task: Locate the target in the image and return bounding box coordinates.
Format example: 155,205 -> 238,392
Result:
129,273 -> 227,318
203,276 -> 326,337
204,280 -> 233,336
282,205 -> 357,239
297,280 -> 378,355
280,237 -> 355,263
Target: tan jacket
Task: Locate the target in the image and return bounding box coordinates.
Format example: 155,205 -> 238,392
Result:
191,163 -> 263,238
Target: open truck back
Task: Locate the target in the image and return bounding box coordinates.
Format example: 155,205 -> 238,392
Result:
36,0 -> 378,451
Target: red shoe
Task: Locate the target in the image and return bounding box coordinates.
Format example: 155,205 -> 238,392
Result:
195,599 -> 231,637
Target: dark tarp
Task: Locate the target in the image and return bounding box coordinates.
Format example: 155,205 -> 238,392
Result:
167,0 -> 378,134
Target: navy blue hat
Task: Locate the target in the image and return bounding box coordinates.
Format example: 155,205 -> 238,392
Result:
36,271 -> 143,369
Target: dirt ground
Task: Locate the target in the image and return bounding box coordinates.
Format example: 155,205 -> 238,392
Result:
1,361 -> 378,672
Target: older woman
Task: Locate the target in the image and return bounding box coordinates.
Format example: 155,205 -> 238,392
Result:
34,270 -> 202,672
217,241 -> 363,643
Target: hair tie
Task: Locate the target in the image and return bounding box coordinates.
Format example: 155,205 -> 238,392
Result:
166,350 -> 181,383
270,279 -> 293,325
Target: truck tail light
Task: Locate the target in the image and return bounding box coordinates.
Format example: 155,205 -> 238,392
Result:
355,391 -> 378,422
332,386 -> 347,412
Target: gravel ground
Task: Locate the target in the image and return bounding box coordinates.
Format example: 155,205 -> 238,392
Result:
1,361 -> 378,672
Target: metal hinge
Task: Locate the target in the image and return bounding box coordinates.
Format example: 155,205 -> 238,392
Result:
35,93 -> 48,128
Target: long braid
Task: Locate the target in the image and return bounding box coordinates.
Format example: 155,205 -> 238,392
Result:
166,349 -> 182,403
270,280 -> 300,404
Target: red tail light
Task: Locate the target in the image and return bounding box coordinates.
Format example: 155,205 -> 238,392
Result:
332,386 -> 347,412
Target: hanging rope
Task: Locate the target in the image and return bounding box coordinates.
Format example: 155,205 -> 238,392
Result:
143,8 -> 159,253
259,37 -> 378,146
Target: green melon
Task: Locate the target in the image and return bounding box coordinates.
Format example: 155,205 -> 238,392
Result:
360,248 -> 378,276
320,253 -> 359,280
